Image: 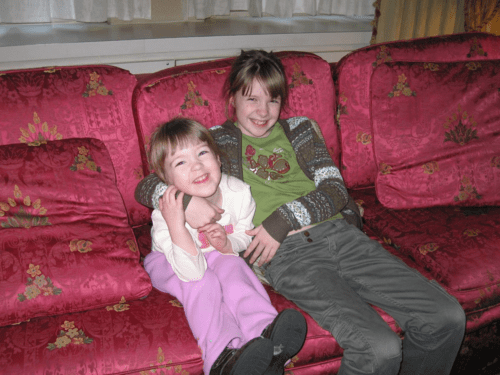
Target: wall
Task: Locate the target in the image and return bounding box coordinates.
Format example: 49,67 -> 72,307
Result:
0,16 -> 373,74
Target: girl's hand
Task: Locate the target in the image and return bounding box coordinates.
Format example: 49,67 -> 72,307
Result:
244,225 -> 280,266
159,185 -> 186,232
200,223 -> 232,254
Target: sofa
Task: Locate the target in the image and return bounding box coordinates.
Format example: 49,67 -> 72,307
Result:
0,31 -> 499,374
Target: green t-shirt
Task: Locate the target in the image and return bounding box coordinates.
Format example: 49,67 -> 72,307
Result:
241,123 -> 318,227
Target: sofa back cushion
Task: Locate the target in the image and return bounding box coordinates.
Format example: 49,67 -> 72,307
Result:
0,138 -> 151,327
132,51 -> 340,168
0,66 -> 149,227
371,60 -> 500,209
336,32 -> 500,189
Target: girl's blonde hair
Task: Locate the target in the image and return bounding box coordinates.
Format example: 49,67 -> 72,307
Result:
148,117 -> 222,183
224,49 -> 289,118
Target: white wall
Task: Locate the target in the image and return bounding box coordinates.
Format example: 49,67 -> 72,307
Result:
0,17 -> 372,74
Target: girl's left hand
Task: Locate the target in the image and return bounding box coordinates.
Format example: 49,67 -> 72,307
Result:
200,223 -> 232,254
244,225 -> 280,266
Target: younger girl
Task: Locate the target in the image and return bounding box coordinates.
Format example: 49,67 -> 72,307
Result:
144,117 -> 307,375
137,51 -> 465,375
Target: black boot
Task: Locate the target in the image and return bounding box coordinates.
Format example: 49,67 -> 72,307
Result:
261,309 -> 307,375
210,336 -> 274,375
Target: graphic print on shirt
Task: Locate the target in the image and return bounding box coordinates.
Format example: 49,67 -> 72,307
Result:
243,145 -> 291,180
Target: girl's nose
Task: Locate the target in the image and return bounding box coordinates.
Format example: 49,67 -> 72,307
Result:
257,102 -> 269,116
192,160 -> 202,170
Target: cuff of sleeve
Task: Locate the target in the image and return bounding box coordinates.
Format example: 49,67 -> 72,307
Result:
261,211 -> 292,244
134,173 -> 193,210
182,193 -> 192,211
134,173 -> 162,209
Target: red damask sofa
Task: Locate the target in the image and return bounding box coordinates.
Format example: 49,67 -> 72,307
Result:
0,31 -> 499,375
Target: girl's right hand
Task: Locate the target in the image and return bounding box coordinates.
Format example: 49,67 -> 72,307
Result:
244,225 -> 280,266
159,185 -> 186,231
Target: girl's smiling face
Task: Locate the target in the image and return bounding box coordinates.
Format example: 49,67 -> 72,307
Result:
231,78 -> 281,139
163,140 -> 221,200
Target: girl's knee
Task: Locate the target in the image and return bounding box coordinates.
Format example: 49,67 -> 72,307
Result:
376,329 -> 402,363
342,330 -> 402,374
432,299 -> 466,335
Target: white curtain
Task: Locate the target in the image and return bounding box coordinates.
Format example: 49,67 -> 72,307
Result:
0,0 -> 151,23
187,0 -> 374,19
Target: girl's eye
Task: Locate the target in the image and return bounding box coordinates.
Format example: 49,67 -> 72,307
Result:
199,150 -> 209,156
175,161 -> 185,167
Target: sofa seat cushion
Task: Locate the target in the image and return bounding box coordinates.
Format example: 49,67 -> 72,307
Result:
0,139 -> 151,327
350,188 -> 500,332
371,60 -> 500,209
0,65 -> 149,227
336,32 -> 500,189
0,285 -> 402,375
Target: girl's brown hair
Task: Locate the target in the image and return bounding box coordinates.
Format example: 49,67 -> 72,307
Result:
224,49 -> 288,118
148,117 -> 222,183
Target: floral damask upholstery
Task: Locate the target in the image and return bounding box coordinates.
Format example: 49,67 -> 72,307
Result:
0,66 -> 149,227
336,32 -> 500,189
351,188 -> 500,333
132,51 -> 340,167
371,60 -> 500,209
0,139 -> 151,327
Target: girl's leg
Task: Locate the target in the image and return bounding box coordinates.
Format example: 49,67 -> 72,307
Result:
144,251 -> 245,374
207,251 -> 277,341
263,220 -> 464,375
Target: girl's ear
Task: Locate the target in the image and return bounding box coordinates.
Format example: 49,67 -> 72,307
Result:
229,96 -> 235,107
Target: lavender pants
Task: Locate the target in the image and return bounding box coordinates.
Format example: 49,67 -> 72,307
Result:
144,250 -> 277,374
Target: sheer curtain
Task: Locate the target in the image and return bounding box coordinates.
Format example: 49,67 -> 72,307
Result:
186,0 -> 374,20
0,0 -> 151,23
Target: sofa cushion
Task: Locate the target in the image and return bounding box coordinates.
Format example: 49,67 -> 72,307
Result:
133,51 -> 340,167
371,60 -> 500,209
0,285 -> 402,375
336,32 -> 500,189
0,138 -> 152,327
0,65 -> 149,227
350,188 -> 500,333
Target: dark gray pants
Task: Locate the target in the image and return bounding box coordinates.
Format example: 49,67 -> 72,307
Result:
262,219 -> 465,375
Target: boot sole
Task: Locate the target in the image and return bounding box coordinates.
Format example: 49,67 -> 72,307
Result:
264,309 -> 307,375
229,338 -> 274,375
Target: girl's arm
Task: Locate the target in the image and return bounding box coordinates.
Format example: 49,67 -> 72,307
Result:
198,177 -> 256,254
135,173 -> 224,228
151,188 -> 207,282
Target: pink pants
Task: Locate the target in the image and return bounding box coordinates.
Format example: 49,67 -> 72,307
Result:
144,250 -> 277,374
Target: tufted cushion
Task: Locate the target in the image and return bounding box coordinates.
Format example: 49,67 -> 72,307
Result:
0,138 -> 151,327
370,60 -> 500,209
0,65 -> 149,227
336,32 -> 500,189
132,51 -> 340,167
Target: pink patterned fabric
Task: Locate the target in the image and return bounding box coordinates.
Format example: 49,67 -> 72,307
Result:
350,188 -> 500,333
371,60 -> 500,209
0,139 -> 151,327
0,66 -> 149,227
133,51 -> 340,167
0,283 -> 403,375
336,32 -> 500,189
